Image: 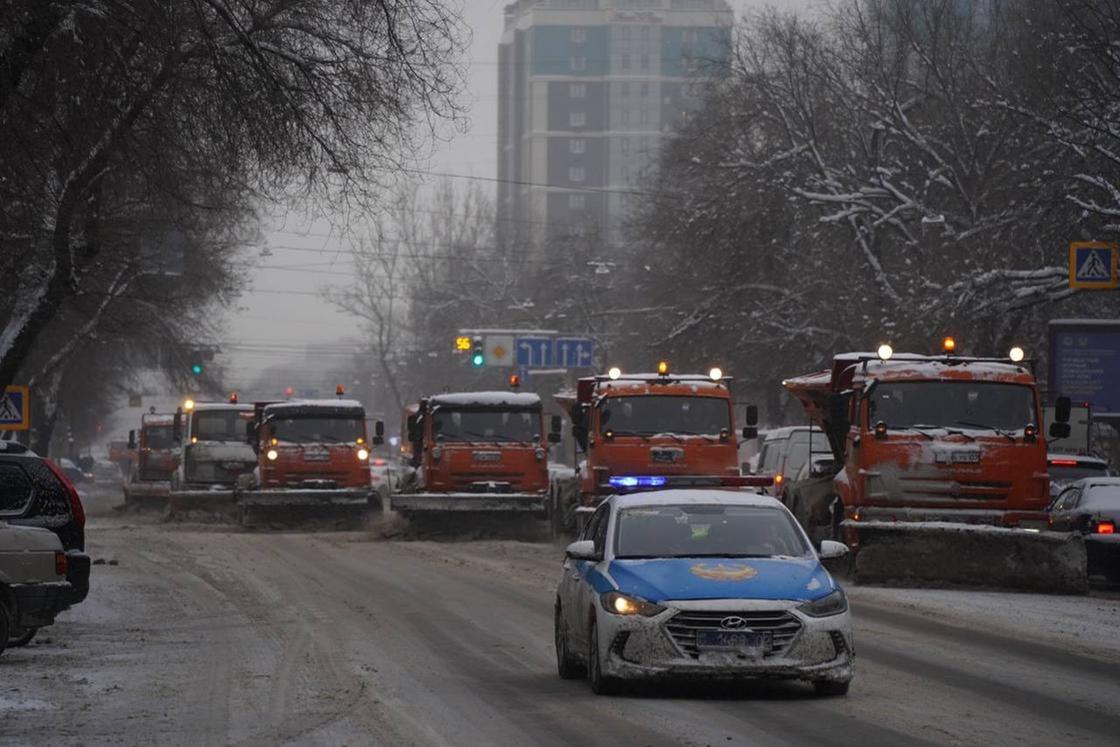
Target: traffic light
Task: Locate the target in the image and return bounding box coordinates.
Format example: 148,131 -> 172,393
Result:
190,362 -> 204,376
471,337 -> 485,367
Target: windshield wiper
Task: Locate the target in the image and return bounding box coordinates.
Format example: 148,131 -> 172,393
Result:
954,421 -> 1015,442
606,430 -> 651,441
906,424 -> 938,441
673,431 -> 719,443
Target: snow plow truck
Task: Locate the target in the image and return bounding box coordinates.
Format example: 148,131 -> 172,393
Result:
782,342 -> 1086,591
549,365 -> 766,536
389,391 -> 556,516
122,413 -> 179,506
237,392 -> 380,526
167,396 -> 257,515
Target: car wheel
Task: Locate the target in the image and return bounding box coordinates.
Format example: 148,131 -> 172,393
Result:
814,679 -> 851,697
554,602 -> 582,679
8,626 -> 36,648
586,614 -> 619,695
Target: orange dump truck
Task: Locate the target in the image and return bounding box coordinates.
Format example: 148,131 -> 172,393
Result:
782,349 -> 1083,589
389,392 -> 555,515
239,397 -> 380,524
123,413 -> 180,505
550,368 -> 764,535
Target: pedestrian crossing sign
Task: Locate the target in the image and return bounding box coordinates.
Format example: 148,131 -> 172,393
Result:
1069,241 -> 1118,289
0,385 -> 30,431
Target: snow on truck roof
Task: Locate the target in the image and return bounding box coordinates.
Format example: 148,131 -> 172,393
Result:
264,399 -> 365,415
429,392 -> 542,409
786,353 -> 1034,392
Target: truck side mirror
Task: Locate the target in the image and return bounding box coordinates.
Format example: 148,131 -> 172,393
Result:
373,420 -> 385,446
550,414 -> 562,434
573,424 -> 588,452
246,421 -> 259,453
1054,396 -> 1072,424
548,431 -> 562,444
1049,422 -> 1072,439
127,430 -> 136,450
745,405 -> 759,427
406,415 -> 420,442
742,426 -> 758,440
173,408 -> 183,443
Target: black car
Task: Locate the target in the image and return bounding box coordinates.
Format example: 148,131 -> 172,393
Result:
0,442 -> 90,608
1047,454 -> 1112,500
1048,477 -> 1120,534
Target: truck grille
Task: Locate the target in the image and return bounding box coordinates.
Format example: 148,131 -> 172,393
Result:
665,610 -> 802,658
898,478 -> 1012,502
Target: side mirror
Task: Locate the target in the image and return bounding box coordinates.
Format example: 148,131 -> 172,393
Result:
1049,422 -> 1071,439
819,540 -> 849,560
810,459 -> 838,478
127,430 -> 136,450
548,431 -> 561,444
246,421 -> 260,453
742,426 -> 758,440
745,405 -> 759,427
550,414 -> 562,434
828,393 -> 850,432
1054,396 -> 1072,424
565,539 -> 600,561
173,408 -> 183,443
373,420 -> 385,446
573,424 -> 589,452
406,414 -> 420,442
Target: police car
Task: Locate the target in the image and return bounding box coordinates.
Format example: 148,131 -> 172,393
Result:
554,490 -> 854,695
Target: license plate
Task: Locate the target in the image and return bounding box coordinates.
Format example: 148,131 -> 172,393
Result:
303,450 -> 330,462
651,448 -> 683,463
473,451 -> 501,462
696,630 -> 772,653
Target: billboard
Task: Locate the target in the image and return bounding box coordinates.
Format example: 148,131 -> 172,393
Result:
1049,320 -> 1120,416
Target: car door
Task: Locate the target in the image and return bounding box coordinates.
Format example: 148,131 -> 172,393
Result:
569,502 -> 611,648
561,505 -> 600,642
1051,486 -> 1080,531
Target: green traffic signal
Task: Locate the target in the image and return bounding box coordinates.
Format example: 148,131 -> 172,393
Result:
471,352 -> 485,367
191,363 -> 204,376
471,337 -> 484,367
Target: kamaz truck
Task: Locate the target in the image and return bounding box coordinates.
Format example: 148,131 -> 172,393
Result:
122,413 -> 179,506
167,396 -> 256,513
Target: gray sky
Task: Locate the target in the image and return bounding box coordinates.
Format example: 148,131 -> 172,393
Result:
221,0 -> 819,395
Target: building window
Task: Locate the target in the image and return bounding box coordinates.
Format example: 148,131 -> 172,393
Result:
571,56 -> 587,71
640,25 -> 651,42
569,166 -> 585,183
640,108 -> 650,125
621,137 -> 631,155
571,28 -> 587,44
570,83 -> 587,99
620,109 -> 631,125
569,194 -> 586,210
620,82 -> 630,97
621,54 -> 631,70
569,138 -> 586,154
620,26 -> 632,41
640,54 -> 650,70
569,111 -> 587,127
640,82 -> 650,97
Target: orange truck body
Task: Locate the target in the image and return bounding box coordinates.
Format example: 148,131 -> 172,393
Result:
391,392 -> 551,514
124,413 -> 180,501
244,399 -> 373,508
551,373 -> 764,531
783,353 -> 1051,547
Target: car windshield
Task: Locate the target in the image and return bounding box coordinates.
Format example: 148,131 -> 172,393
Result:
431,409 -> 540,442
1050,463 -> 1109,483
868,381 -> 1036,431
599,395 -> 731,436
145,426 -> 174,449
614,504 -> 810,559
193,410 -> 251,441
1082,487 -> 1120,510
271,416 -> 364,444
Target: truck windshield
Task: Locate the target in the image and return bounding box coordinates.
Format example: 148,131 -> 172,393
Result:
615,504 -> 809,559
193,410 -> 250,441
431,409 -> 540,443
145,426 -> 174,449
867,382 -> 1037,432
600,395 -> 730,436
271,417 -> 364,444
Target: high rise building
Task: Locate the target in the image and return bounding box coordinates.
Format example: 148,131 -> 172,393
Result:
497,0 -> 733,246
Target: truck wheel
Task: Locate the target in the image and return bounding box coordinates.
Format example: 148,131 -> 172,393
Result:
554,602 -> 582,679
8,626 -> 36,648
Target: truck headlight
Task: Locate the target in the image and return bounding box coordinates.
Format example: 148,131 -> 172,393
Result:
797,588 -> 848,617
266,449 -> 279,461
357,448 -> 369,461
600,591 -> 665,617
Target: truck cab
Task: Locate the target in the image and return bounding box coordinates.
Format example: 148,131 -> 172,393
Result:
124,413 -> 180,503
408,392 -> 551,496
784,350 -> 1059,545
171,400 -> 256,494
251,399 -> 373,492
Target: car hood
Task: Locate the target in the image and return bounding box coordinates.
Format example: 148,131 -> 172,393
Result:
606,556 -> 834,603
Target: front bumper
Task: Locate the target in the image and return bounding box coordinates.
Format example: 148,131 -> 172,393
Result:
388,492 -> 546,513
12,581 -> 74,628
597,599 -> 853,683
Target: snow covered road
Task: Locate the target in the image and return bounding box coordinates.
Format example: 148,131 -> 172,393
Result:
2,515 -> 1118,746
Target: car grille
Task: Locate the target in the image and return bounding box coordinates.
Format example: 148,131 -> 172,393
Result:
665,610 -> 802,658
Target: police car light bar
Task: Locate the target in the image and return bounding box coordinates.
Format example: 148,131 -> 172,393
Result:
609,476 -> 669,489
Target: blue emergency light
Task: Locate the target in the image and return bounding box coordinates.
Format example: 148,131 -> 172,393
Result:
608,475 -> 669,489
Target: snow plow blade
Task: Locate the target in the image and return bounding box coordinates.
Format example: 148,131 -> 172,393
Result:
235,488 -> 372,529
166,488 -> 239,519
388,492 -> 546,514
123,480 -> 170,507
848,521 -> 1088,593
237,488 -> 371,508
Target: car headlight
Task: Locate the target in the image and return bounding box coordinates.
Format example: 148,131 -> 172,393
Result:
798,588 -> 848,617
600,591 -> 665,617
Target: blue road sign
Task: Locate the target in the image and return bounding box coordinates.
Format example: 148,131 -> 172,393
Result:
553,337 -> 595,368
515,337 -> 554,368
1069,242 -> 1118,289
1050,322 -> 1120,415
0,385 -> 30,431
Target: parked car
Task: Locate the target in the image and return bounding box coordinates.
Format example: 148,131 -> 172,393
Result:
1047,454 -> 1112,500
0,522 -> 80,654
58,457 -> 95,485
0,442 -> 90,609
554,489 -> 854,696
753,426 -> 831,496
1048,477 -> 1120,534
